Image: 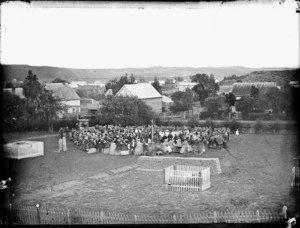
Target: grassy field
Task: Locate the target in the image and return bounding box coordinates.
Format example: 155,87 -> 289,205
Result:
3,132 -> 299,215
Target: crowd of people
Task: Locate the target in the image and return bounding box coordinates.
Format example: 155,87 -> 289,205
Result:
59,124 -> 231,156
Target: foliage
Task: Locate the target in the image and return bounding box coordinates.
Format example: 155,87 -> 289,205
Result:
250,86 -> 259,99
52,77 -> 69,83
2,91 -> 28,132
19,71 -> 67,132
191,73 -> 219,106
76,87 -> 105,101
151,77 -> 162,94
204,95 -> 228,112
105,74 -> 136,95
187,117 -> 199,128
254,120 -> 264,133
96,96 -> 155,126
165,78 -> 175,84
169,89 -> 194,113
225,92 -> 236,107
235,96 -> 255,118
199,110 -> 230,120
23,70 -> 42,104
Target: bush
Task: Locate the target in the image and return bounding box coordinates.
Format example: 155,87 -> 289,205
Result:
187,118 -> 199,128
205,118 -> 216,128
53,118 -> 78,131
254,120 -> 264,133
269,121 -> 282,133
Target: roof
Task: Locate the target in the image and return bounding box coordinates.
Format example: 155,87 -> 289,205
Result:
45,83 -> 80,100
218,86 -> 233,95
176,82 -> 197,86
115,83 -> 162,99
232,82 -> 276,97
162,95 -> 173,103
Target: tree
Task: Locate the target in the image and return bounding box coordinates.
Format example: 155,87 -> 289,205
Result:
169,89 -> 194,113
23,70 -> 42,104
256,87 -> 284,114
250,86 -> 259,99
97,96 -> 155,126
225,92 -> 236,107
38,87 -> 67,132
152,77 -> 162,94
204,95 -> 228,112
105,74 -> 135,95
22,71 -> 67,132
191,73 -> 219,106
235,96 -> 255,119
52,78 -> 69,84
2,91 -> 28,131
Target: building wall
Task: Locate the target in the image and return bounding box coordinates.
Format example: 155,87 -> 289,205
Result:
61,100 -> 81,114
142,97 -> 162,114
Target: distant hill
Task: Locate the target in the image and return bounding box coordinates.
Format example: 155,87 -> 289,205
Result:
2,65 -> 79,82
219,69 -> 299,87
2,64 -> 297,84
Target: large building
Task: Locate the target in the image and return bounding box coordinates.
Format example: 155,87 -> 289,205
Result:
45,83 -> 81,115
175,82 -> 197,92
231,82 -> 277,100
115,83 -> 162,114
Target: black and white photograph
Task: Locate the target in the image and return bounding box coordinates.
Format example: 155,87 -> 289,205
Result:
0,1 -> 299,227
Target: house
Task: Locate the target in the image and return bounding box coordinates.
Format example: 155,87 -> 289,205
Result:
70,81 -> 87,88
94,80 -> 106,87
231,82 -> 277,100
80,98 -> 100,118
105,89 -> 113,97
45,83 -> 81,116
75,85 -> 105,98
162,95 -> 173,112
217,86 -> 233,95
3,87 -> 25,99
289,81 -> 299,88
115,83 -> 163,114
175,82 -> 197,92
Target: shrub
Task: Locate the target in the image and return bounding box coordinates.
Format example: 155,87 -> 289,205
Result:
269,121 -> 282,133
187,118 -> 199,128
205,118 -> 216,128
254,120 -> 264,133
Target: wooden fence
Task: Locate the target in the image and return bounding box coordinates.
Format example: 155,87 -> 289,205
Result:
164,165 -> 211,191
0,205 -> 285,225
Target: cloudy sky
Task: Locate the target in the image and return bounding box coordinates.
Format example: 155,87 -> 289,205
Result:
1,1 -> 299,69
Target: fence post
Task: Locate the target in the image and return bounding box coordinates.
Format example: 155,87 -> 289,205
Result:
134,214 -> 138,224
256,210 -> 260,223
213,211 -> 217,223
36,204 -> 41,225
100,211 -> 105,224
67,209 -> 71,225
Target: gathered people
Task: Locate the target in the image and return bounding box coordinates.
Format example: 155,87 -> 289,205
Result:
68,124 -> 230,156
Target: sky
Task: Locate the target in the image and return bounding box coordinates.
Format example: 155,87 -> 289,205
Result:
1,1 -> 299,69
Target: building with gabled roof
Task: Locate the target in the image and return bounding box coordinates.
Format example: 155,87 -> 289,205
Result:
232,82 -> 276,98
115,83 -> 162,113
217,86 -> 234,95
45,83 -> 81,116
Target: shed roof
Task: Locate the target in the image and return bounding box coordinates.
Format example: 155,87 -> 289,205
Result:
232,82 -> 276,97
115,83 -> 162,99
45,83 -> 80,100
218,86 -> 233,95
162,95 -> 173,103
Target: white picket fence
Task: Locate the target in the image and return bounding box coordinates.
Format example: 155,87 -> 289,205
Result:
164,165 -> 210,191
0,205 -> 285,225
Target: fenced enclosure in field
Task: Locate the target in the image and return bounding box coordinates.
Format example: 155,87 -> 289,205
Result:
0,205 -> 285,225
164,165 -> 211,191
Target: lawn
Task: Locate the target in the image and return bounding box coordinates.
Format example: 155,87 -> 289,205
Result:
3,132 -> 299,216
